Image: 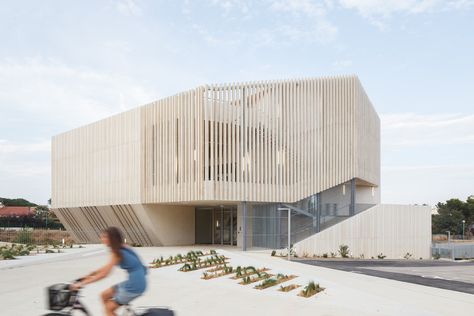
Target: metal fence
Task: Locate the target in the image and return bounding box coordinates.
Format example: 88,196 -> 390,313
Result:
432,242 -> 474,260
0,227 -> 74,245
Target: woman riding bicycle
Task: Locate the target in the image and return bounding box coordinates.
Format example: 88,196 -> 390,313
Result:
71,227 -> 147,316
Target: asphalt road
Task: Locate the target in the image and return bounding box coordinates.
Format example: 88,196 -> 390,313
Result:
295,259 -> 474,294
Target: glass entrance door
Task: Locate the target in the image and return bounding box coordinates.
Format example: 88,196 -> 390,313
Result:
197,206 -> 237,246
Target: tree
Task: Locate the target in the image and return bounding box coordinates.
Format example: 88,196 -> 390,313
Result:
0,197 -> 37,207
432,197 -> 474,236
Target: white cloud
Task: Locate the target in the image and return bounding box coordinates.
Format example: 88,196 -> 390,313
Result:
381,112 -> 474,147
116,0 -> 142,16
0,58 -> 155,129
332,59 -> 353,69
380,112 -> 474,204
337,0 -> 474,29
270,0 -> 338,43
382,163 -> 474,204
271,0 -> 327,16
0,140 -> 50,154
192,0 -> 338,47
208,0 -> 251,16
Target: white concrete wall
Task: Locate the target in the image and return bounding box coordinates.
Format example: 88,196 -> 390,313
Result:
356,185 -> 380,205
54,204 -> 195,246
138,204 -> 195,246
294,204 -> 432,259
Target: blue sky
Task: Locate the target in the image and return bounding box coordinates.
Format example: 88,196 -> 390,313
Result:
0,0 -> 473,206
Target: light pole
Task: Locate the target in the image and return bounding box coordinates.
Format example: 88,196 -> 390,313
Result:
278,207 -> 291,261
462,220 -> 466,240
446,231 -> 452,260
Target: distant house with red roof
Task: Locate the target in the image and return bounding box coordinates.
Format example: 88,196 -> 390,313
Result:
0,205 -> 35,217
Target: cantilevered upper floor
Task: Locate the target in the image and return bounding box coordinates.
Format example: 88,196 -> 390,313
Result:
52,75 -> 380,208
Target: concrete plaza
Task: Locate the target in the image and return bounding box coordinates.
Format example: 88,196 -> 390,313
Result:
0,245 -> 472,316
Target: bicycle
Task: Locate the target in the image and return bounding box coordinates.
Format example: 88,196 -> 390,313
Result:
43,282 -> 174,316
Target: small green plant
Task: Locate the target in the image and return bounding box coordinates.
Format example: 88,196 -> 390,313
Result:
299,281 -> 324,298
245,266 -> 257,274
210,249 -> 217,255
255,277 -> 278,289
338,245 -> 350,258
271,250 -> 276,256
404,252 -> 412,260
377,253 -> 386,259
322,253 -> 328,258
235,266 -> 243,277
243,276 -> 251,284
433,253 -> 441,260
330,252 -> 336,258
279,284 -> 300,292
179,263 -> 192,272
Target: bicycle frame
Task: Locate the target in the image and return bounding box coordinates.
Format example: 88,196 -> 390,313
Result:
54,291 -> 135,316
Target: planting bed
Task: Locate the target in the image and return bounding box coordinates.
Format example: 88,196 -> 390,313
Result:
254,274 -> 297,290
279,284 -> 301,292
239,272 -> 274,285
231,266 -> 270,279
298,281 -> 325,298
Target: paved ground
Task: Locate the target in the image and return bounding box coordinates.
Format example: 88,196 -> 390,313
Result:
1,246 -> 474,316
295,259 -> 474,294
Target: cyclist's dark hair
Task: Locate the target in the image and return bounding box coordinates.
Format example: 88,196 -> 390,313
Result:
103,226 -> 123,260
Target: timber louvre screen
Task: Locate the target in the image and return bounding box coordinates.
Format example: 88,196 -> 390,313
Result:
138,76 -> 379,205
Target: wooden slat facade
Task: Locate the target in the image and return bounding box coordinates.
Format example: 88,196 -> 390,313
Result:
52,75 -> 380,209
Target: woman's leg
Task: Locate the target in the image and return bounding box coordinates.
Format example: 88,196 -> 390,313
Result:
105,300 -> 120,316
101,287 -> 119,316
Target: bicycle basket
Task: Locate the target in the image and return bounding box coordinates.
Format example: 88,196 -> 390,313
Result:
47,283 -> 76,311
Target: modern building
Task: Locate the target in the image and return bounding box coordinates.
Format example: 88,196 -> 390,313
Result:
51,76 -> 431,258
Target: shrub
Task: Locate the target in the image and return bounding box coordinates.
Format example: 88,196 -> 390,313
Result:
14,229 -> 34,244
271,250 -> 276,256
322,253 -> 328,258
0,249 -> 16,260
403,252 -> 412,260
377,253 -> 386,259
338,245 -> 350,258
433,253 -> 441,260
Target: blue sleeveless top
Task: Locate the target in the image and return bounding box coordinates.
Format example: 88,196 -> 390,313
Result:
118,247 -> 147,294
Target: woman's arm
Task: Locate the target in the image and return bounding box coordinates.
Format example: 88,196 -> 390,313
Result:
72,253 -> 120,289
